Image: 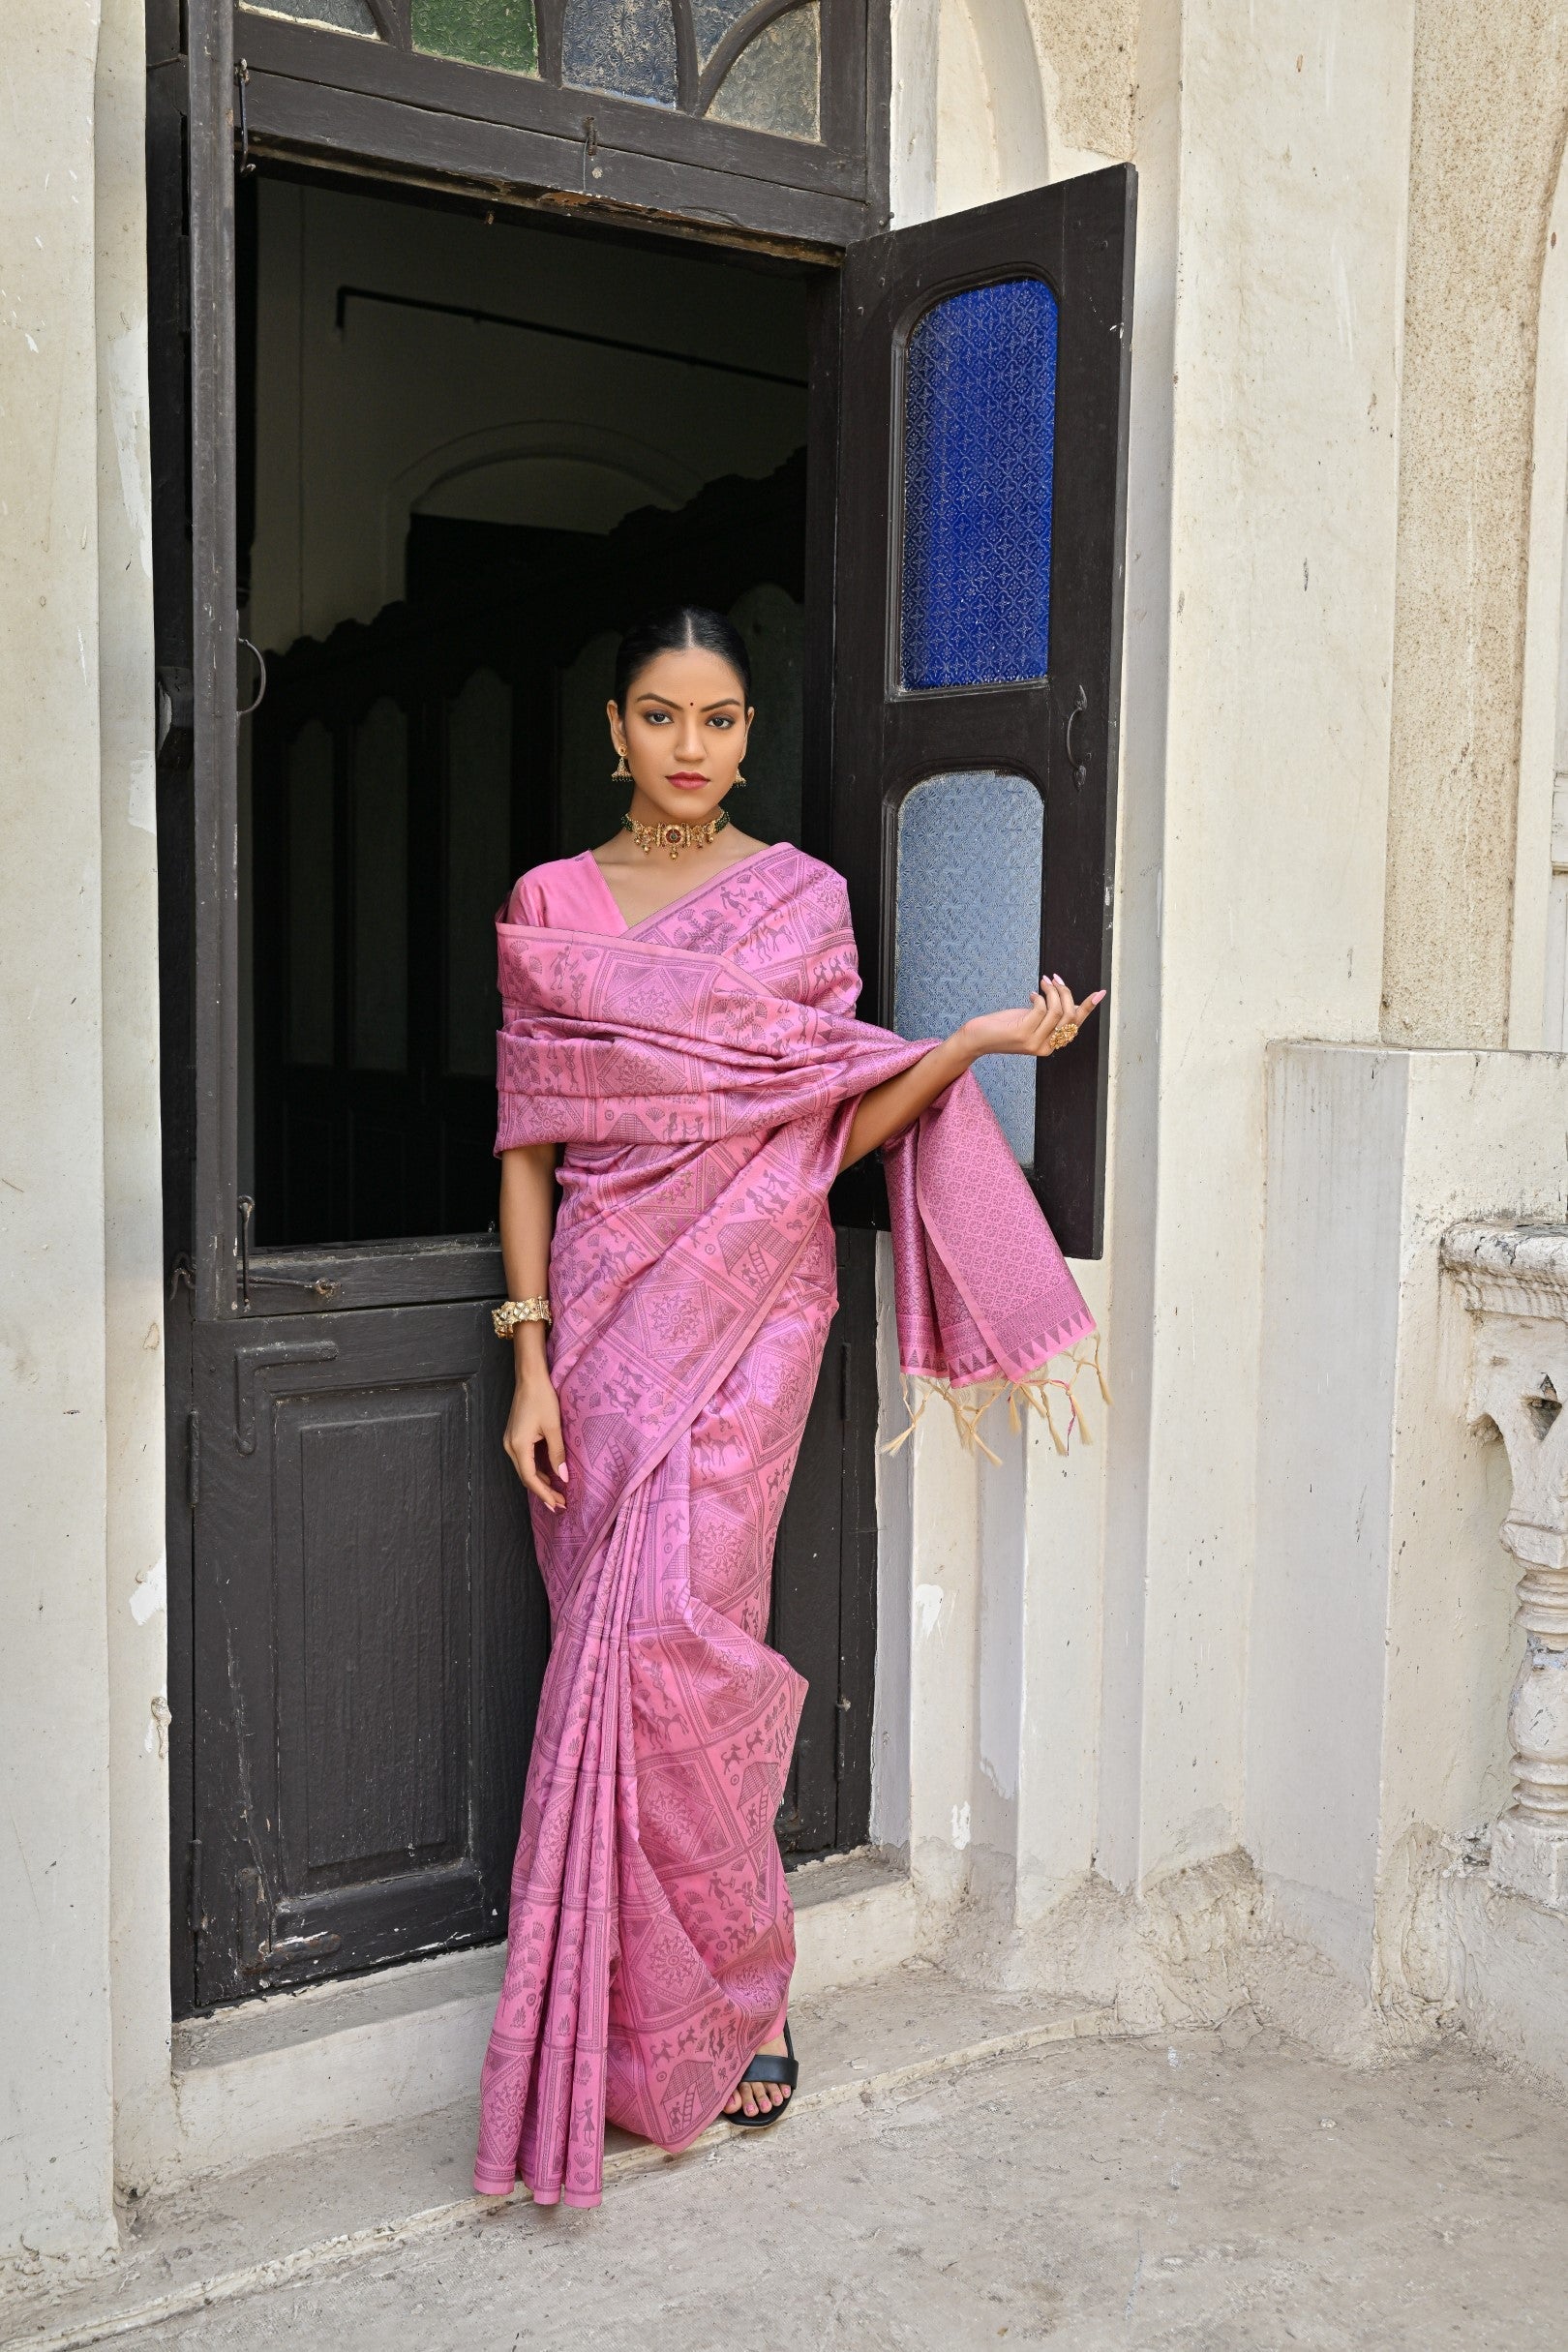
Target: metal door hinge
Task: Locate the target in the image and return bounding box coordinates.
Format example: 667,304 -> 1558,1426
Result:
237,1867 -> 342,1975
186,1406 -> 200,1511
188,1838 -> 203,1942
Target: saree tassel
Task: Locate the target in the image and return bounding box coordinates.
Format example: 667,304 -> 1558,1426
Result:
882,1375 -> 929,1458
883,1342 -> 1109,1467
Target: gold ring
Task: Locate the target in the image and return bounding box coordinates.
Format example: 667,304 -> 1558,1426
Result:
1053,1022 -> 1079,1051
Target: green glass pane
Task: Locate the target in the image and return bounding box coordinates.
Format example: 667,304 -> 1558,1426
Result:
709,2 -> 820,140
562,0 -> 677,106
411,0 -> 539,73
239,0 -> 379,34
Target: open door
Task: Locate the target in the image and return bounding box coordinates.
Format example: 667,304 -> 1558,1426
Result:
154,0 -> 884,2013
829,169 -> 1136,1259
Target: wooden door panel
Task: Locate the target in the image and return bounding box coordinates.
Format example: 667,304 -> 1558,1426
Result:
276,1389 -> 468,1881
192,1300 -> 545,2001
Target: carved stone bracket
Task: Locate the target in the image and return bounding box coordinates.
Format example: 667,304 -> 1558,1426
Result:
1442,1222 -> 1568,1909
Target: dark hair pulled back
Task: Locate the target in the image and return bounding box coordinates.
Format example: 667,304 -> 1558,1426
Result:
613,606 -> 751,712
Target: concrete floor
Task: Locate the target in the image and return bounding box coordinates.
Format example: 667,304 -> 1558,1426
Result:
112,2015 -> 1568,2350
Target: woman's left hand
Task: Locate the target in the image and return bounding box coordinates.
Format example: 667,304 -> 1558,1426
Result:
960,975 -> 1105,1062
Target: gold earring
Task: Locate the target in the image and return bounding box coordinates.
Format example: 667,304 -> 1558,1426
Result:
734,765 -> 747,786
613,748 -> 631,781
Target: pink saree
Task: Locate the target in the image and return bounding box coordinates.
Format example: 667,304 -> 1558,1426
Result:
473,843 -> 1092,2206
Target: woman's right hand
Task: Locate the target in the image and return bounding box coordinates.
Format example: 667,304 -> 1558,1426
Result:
504,1370 -> 568,1513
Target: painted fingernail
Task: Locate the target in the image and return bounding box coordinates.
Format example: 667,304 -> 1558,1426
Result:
558,1462 -> 570,1482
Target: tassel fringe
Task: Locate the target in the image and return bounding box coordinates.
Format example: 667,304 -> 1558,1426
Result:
883,1335 -> 1110,1465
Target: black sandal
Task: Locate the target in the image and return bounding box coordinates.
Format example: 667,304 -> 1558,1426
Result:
728,2019 -> 798,2128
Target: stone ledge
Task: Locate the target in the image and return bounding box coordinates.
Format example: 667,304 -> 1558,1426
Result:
6,1959 -> 1108,2352
165,1847 -> 919,2185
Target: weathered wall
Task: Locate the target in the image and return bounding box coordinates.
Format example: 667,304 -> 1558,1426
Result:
95,0 -> 174,2198
1100,0 -> 1415,1891
0,0 -> 117,2268
1382,5 -> 1568,1047
1026,0 -> 1136,167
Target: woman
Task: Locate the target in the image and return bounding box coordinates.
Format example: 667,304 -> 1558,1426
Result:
474,607 -> 1102,2209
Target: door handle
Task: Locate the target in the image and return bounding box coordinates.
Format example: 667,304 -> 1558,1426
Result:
1064,684 -> 1089,787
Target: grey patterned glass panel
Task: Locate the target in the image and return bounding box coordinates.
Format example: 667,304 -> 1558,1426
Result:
445,671 -> 514,1077
709,3 -> 820,139
692,0 -> 756,66
411,0 -> 539,71
239,0 -> 379,33
893,771 -> 1043,1166
286,722 -> 335,1067
350,700 -> 408,1072
562,0 -> 678,106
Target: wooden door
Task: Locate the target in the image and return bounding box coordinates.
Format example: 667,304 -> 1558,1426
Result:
155,2 -> 881,2009
189,1280 -> 544,1997
829,170 -> 1137,1257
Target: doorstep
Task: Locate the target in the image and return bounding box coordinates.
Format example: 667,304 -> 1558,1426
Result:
4,1957 -> 1111,2352
164,1846 -> 921,2184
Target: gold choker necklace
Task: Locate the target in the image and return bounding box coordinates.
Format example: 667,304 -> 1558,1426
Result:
620,807 -> 731,860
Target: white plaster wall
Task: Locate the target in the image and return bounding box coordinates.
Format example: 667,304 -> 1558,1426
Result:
882,0 -> 1118,1945
0,0 -> 118,2269
94,0 -> 176,2199
1384,3 -> 1568,1051
1101,0 -> 1416,1893
1251,1044 -> 1568,2014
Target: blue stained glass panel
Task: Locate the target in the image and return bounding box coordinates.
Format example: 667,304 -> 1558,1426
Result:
899,278 -> 1058,692
892,770 -> 1043,1166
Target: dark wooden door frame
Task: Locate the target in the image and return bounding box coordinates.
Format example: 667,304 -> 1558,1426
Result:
829,171 -> 1137,1259
150,0 -> 884,2013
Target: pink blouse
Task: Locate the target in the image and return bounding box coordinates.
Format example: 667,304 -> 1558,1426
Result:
505,852 -> 627,937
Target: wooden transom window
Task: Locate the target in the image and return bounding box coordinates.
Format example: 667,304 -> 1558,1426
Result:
233,0 -> 878,246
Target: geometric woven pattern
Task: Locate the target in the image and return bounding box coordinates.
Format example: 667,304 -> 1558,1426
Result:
900,277 -> 1058,691
474,844 -> 1092,2208
894,771 -> 1044,1166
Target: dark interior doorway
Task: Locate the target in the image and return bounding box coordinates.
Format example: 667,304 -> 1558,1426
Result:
237,178 -> 814,1249
178,169 -> 879,2012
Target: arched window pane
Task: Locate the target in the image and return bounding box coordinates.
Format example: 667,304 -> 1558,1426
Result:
240,0 -> 379,32
412,0 -> 539,72
562,0 -> 678,106
893,770 -> 1043,1166
692,0 -> 756,67
900,278 -> 1058,691
709,4 -> 821,140
286,721 -> 336,1067
350,700 -> 408,1072
445,672 -> 514,1076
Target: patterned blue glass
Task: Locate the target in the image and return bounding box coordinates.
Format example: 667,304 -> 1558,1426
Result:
899,278 -> 1058,691
892,771 -> 1043,1166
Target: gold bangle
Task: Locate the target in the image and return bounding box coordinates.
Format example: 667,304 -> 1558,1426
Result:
492,1295 -> 552,1338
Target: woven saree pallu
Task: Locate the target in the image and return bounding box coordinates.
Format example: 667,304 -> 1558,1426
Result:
472,844 -> 1094,2206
